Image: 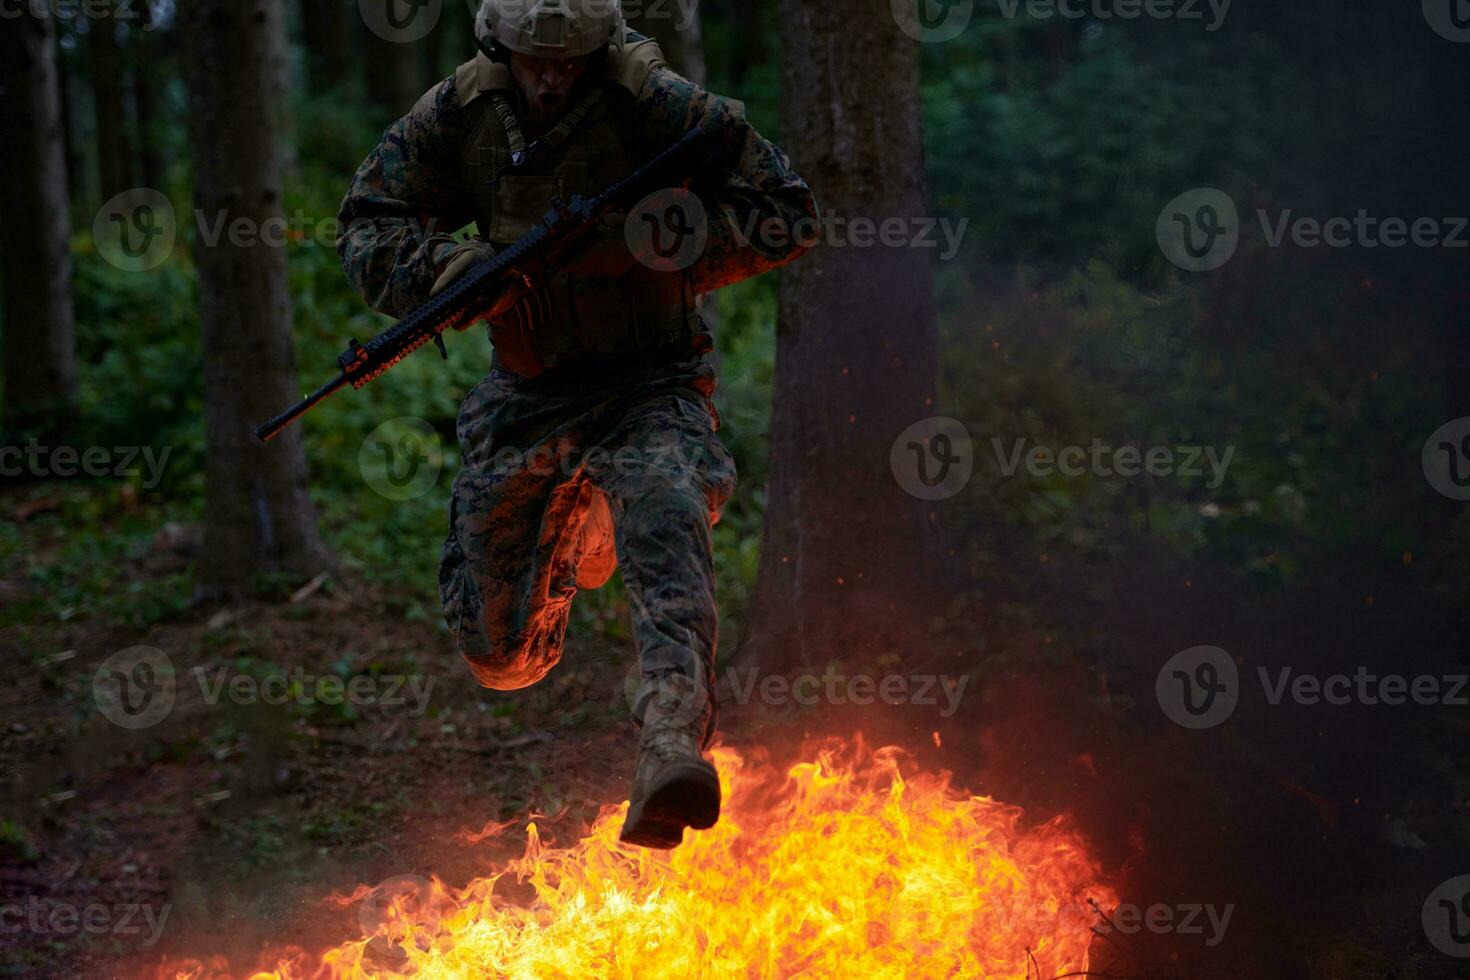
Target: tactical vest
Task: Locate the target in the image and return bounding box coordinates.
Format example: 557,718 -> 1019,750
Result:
454,36 -> 702,376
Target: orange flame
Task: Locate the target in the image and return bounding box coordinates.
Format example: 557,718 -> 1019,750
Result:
162,737 -> 1115,979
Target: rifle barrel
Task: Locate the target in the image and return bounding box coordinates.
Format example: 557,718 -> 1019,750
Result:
254,372 -> 350,442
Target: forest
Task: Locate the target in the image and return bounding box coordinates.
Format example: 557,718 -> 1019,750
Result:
1,0 -> 1468,977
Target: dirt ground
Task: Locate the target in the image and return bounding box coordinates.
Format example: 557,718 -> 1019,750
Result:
2,484 -> 1467,979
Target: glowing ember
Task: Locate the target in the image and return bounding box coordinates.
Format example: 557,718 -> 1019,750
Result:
163,738 -> 1115,979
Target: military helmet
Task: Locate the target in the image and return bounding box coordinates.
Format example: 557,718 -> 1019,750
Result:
475,0 -> 625,59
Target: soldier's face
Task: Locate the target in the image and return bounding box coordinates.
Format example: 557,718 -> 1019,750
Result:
510,51 -> 593,123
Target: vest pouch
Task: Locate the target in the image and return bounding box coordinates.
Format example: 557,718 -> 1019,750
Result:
485,173 -> 567,243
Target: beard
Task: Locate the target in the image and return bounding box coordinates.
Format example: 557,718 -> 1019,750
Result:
524,90 -> 571,127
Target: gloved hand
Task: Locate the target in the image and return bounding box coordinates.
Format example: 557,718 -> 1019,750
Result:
431,240 -> 497,297
431,240 -> 521,327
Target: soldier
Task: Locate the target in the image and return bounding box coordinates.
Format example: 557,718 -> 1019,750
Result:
337,0 -> 816,848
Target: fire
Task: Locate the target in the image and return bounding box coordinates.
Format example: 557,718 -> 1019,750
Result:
162,737 -> 1115,979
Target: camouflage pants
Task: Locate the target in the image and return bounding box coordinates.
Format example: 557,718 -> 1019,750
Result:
438,357 -> 735,746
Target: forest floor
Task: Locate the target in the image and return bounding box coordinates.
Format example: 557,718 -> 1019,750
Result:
1,480 -> 1466,979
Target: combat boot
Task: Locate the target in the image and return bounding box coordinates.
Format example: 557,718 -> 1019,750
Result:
619,674 -> 720,849
576,489 -> 617,590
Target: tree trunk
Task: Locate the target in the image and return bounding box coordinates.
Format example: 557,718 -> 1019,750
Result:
56,23 -> 80,204
184,0 -> 331,597
131,2 -> 163,190
0,8 -> 78,436
746,0 -> 941,669
265,0 -> 297,175
301,0 -> 352,91
361,1 -> 424,115
90,6 -> 135,201
628,0 -> 706,84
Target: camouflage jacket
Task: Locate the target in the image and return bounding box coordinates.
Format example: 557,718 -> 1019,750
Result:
336,43 -> 818,321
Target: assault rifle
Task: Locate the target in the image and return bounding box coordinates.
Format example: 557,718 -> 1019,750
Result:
254,125 -> 711,442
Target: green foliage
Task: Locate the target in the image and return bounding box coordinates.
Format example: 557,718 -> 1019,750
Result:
922,22 -> 1301,274
0,817 -> 40,863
